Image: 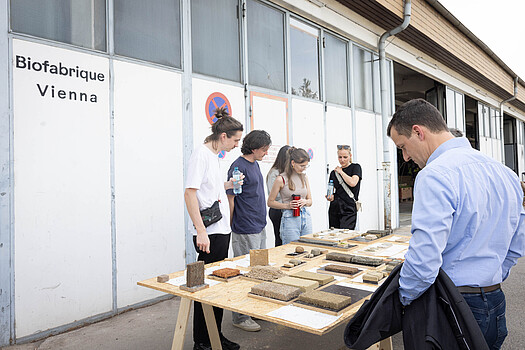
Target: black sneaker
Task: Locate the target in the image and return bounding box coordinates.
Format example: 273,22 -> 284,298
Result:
220,334 -> 240,350
193,343 -> 212,350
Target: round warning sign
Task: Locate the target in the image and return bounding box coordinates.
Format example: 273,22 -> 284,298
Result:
205,92 -> 232,125
307,148 -> 314,160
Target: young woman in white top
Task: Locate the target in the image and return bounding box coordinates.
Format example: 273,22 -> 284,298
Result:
267,147 -> 312,245
266,145 -> 290,246
184,107 -> 243,350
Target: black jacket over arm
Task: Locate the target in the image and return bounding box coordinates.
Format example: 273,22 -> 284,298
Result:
344,264 -> 489,350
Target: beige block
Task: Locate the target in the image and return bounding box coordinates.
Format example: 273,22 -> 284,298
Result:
250,249 -> 269,266
291,271 -> 334,286
274,276 -> 319,292
298,290 -> 352,310
250,282 -> 301,301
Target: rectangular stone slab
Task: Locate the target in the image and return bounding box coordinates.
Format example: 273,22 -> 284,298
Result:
274,276 -> 319,292
250,249 -> 269,266
324,264 -> 359,275
298,290 -> 352,310
212,268 -> 240,279
326,252 -> 354,263
186,261 -> 205,287
291,271 -> 334,286
250,282 -> 301,301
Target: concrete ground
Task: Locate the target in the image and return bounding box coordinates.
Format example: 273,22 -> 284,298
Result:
3,201 -> 525,349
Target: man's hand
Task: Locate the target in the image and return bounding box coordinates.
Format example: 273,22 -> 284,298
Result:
196,231 -> 210,253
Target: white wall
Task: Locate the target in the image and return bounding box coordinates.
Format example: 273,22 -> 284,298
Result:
113,61 -> 185,307
291,98 -> 327,232
13,39 -> 112,337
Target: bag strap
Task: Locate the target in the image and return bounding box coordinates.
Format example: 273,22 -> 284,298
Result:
335,172 -> 356,202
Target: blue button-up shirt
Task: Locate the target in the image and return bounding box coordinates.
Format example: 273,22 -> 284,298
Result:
399,137 -> 525,305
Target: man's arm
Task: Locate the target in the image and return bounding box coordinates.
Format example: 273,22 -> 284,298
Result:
184,188 -> 210,253
502,210 -> 525,280
227,194 -> 235,226
399,170 -> 455,305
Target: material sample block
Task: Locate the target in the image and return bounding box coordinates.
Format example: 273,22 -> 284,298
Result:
298,290 -> 352,310
326,252 -> 353,263
362,270 -> 384,284
250,282 -> 301,301
157,274 -> 169,283
186,261 -> 205,287
324,265 -> 359,275
295,246 -> 305,253
291,271 -> 334,285
250,249 -> 269,266
274,276 -> 319,292
212,268 -> 240,279
245,266 -> 285,281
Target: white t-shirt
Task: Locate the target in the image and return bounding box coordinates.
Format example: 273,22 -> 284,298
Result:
185,144 -> 230,235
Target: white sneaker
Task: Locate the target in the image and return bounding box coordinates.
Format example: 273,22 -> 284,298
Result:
233,318 -> 261,332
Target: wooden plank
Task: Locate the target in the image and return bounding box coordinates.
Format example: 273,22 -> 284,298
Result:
171,297 -> 191,350
202,303 -> 222,350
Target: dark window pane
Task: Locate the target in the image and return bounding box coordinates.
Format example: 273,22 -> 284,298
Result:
10,0 -> 106,51
192,0 -> 240,82
324,33 -> 348,105
247,0 -> 285,91
353,46 -> 373,110
114,0 -> 181,68
290,18 -> 319,100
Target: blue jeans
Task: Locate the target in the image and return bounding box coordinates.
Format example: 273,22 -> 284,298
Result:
279,208 -> 312,245
461,288 -> 507,349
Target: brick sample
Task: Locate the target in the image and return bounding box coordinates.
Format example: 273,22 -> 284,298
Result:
250,249 -> 269,266
274,276 -> 319,292
250,282 -> 301,301
291,271 -> 334,285
186,261 -> 205,287
298,290 -> 352,310
212,268 -> 240,279
157,274 -> 169,283
324,264 -> 359,275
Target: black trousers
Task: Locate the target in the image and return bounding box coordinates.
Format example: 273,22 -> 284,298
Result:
328,199 -> 357,229
192,233 -> 231,344
269,208 -> 283,246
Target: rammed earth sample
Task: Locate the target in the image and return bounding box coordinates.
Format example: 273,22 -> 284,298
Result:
291,271 -> 334,285
298,290 -> 352,310
326,252 -> 384,267
245,266 -> 285,281
273,276 -> 319,292
250,282 -> 301,301
324,264 -> 359,275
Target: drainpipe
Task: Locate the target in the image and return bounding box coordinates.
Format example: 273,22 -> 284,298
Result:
499,77 -> 518,164
379,0 -> 411,230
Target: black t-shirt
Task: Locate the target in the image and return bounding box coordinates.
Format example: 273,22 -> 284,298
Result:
329,163 -> 362,205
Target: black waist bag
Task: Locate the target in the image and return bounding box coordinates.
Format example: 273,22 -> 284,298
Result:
200,200 -> 222,227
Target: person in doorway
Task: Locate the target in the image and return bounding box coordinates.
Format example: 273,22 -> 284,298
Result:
267,147 -> 313,244
326,145 -> 362,229
266,145 -> 291,246
184,107 -> 244,350
226,130 -> 271,332
387,98 -> 525,349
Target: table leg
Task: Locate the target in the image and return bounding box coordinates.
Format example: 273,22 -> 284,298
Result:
202,303 -> 222,350
171,297 -> 192,350
366,337 -> 393,350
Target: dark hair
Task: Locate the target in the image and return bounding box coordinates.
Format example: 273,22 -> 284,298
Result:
387,99 -> 448,138
267,145 -> 291,182
240,130 -> 272,155
284,147 -> 310,191
449,127 -> 463,137
204,107 -> 244,143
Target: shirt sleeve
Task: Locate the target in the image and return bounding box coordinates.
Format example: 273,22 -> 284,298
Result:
353,163 -> 363,179
399,169 -> 456,305
501,209 -> 525,280
185,149 -> 206,190
267,169 -> 278,195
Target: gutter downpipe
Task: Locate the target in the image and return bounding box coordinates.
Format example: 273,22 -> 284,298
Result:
499,77 -> 518,164
379,0 -> 411,230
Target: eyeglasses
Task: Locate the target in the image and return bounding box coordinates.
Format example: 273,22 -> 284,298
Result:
337,145 -> 351,150
296,163 -> 310,169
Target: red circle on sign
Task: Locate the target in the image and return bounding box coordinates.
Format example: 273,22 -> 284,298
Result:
205,92 -> 232,125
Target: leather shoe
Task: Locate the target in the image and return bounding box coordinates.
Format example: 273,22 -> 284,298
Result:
193,343 -> 212,350
220,334 -> 240,350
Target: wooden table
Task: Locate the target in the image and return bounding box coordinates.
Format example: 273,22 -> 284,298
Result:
138,239 -> 406,350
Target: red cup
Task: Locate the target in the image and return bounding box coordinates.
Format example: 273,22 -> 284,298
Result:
292,194 -> 301,216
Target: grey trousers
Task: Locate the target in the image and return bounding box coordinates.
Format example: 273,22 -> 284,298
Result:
231,229 -> 266,324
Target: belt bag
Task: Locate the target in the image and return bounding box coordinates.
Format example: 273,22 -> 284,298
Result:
200,200 -> 223,227
335,172 -> 362,211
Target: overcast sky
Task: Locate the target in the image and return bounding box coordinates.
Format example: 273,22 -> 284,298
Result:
438,0 -> 525,80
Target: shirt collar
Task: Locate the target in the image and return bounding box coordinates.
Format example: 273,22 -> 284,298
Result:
426,137 -> 471,166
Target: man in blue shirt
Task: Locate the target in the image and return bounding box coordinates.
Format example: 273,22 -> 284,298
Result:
387,99 -> 525,349
227,130 -> 271,332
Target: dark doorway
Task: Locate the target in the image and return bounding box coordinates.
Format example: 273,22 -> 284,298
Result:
465,95 -> 479,149
504,114 -> 518,174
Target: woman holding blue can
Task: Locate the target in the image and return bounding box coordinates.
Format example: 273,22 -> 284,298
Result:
267,147 -> 312,244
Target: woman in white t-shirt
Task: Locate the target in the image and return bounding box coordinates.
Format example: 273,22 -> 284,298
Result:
184,107 -> 243,350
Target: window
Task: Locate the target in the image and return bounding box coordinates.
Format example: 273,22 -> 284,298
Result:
192,0 -> 240,81
10,0 -> 106,51
290,18 -> 320,100
490,108 -> 497,139
445,88 -> 464,132
114,0 -> 181,67
324,33 -> 348,105
353,46 -> 373,110
247,0 -> 285,91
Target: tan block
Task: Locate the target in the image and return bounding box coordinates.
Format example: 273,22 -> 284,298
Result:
157,274 -> 169,283
291,271 -> 334,286
250,249 -> 269,266
250,282 -> 301,301
298,290 -> 352,310
274,276 -> 319,292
